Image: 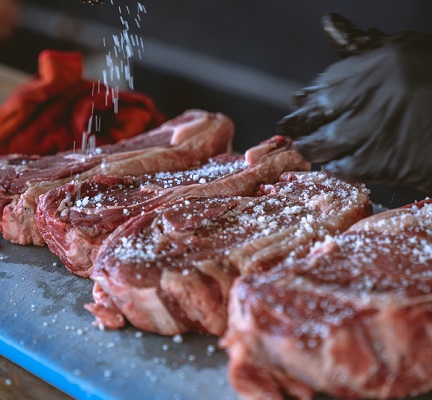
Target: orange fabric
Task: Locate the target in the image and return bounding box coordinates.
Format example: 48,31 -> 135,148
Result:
0,50 -> 166,155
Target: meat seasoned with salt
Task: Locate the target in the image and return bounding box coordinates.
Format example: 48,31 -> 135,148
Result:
86,172 -> 371,336
36,136 -> 309,277
222,199 -> 432,400
1,109 -> 233,245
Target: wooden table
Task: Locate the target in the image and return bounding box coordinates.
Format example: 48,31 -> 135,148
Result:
0,63 -> 27,103
0,356 -> 72,400
0,62 -> 72,400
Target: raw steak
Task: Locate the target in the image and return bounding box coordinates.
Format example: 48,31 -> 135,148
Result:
85,171 -> 371,336
36,136 -> 309,277
222,198 -> 432,400
0,110 -> 234,245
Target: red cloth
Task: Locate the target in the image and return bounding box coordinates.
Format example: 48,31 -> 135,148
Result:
0,50 -> 166,155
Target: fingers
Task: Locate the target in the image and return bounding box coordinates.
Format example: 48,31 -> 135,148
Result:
292,85 -> 322,108
278,53 -> 382,139
322,144 -> 394,184
276,105 -> 337,139
322,13 -> 360,57
322,13 -> 385,57
277,80 -> 343,139
322,156 -> 390,185
291,113 -> 368,163
323,157 -> 364,183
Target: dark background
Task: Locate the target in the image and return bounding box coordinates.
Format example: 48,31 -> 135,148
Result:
1,0 -> 431,207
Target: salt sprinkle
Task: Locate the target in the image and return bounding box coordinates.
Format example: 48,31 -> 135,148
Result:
172,334 -> 184,344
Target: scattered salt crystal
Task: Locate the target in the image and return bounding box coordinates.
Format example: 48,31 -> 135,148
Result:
217,377 -> 226,386
274,304 -> 284,314
5,378 -> 11,385
206,345 -> 216,356
172,334 -> 183,344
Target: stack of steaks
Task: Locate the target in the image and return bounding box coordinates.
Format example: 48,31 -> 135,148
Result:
4,106 -> 432,399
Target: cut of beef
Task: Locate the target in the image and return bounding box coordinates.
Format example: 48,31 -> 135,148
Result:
85,171 -> 371,336
222,199 -> 432,400
36,136 -> 309,278
0,110 -> 234,245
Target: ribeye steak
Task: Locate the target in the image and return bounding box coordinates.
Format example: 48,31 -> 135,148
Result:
85,171 -> 371,336
36,136 -> 309,277
222,199 -> 432,400
0,110 -> 233,245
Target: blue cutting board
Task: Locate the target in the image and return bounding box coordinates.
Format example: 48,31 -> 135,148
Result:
0,237 -> 236,400
2,225 -> 432,400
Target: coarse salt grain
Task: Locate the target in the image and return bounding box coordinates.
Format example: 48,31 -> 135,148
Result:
172,334 -> 183,344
